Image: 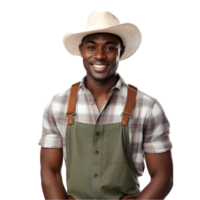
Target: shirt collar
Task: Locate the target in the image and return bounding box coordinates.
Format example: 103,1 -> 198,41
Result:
79,73 -> 126,91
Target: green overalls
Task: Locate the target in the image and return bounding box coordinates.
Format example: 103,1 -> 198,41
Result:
66,82 -> 140,199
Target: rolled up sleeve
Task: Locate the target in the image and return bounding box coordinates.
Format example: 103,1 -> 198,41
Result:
38,99 -> 62,148
143,99 -> 172,153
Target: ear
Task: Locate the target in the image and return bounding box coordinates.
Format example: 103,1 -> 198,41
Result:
119,46 -> 125,58
79,44 -> 83,57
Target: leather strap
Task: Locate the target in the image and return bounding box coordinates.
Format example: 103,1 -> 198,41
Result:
121,84 -> 138,126
66,82 -> 137,126
66,82 -> 81,125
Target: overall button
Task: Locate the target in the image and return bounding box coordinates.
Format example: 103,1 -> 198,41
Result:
95,150 -> 99,154
90,101 -> 94,105
94,173 -> 98,177
96,132 -> 99,136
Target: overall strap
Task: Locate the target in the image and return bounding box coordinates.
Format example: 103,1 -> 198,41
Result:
66,82 -> 81,125
66,82 -> 137,126
121,84 -> 138,126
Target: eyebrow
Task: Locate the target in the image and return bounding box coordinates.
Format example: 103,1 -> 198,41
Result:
85,41 -> 117,45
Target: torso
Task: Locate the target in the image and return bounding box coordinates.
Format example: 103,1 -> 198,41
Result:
94,94 -> 110,113
95,101 -> 107,113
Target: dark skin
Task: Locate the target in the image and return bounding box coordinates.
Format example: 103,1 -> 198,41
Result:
79,33 -> 125,98
40,33 -> 173,199
79,33 -> 125,112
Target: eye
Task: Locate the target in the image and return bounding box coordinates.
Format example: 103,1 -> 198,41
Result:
88,46 -> 114,50
88,46 -> 94,49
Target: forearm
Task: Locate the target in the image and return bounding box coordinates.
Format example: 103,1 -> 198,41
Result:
136,172 -> 173,199
41,169 -> 68,200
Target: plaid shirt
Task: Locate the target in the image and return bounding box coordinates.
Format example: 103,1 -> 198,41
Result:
39,74 -> 172,176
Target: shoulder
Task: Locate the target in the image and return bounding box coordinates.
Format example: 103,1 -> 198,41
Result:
41,87 -> 70,122
44,87 -> 71,108
136,89 -> 169,126
137,90 -> 156,106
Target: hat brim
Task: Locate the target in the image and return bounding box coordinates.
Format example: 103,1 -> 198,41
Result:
63,23 -> 142,61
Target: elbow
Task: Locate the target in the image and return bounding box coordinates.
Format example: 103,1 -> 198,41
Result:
164,173 -> 173,193
151,171 -> 174,194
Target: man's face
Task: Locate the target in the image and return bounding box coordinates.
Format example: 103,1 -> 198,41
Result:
79,33 -> 125,81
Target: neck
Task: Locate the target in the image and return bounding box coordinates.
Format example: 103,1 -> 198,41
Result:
85,74 -> 119,98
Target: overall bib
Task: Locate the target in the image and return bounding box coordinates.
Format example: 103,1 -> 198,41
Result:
66,82 -> 140,200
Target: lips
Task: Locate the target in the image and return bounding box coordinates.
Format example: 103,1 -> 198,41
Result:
92,64 -> 108,72
93,64 -> 107,68
92,63 -> 109,65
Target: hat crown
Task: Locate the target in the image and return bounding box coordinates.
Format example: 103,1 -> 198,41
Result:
84,11 -> 120,31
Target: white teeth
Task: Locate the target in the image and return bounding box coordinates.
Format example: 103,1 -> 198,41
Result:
93,65 -> 106,68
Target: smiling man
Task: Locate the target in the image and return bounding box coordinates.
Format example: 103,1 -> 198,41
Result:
78,33 -> 125,113
39,11 -> 173,200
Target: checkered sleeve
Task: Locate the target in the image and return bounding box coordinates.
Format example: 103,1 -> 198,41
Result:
38,99 -> 63,148
143,99 -> 172,153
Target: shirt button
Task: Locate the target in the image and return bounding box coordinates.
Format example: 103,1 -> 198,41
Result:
96,132 -> 99,136
95,150 -> 99,154
94,173 -> 98,177
90,101 -> 94,105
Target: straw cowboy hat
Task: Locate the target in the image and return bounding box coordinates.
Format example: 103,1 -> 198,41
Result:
63,11 -> 142,61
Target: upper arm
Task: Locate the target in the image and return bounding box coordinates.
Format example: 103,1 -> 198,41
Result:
145,150 -> 173,179
40,147 -> 63,173
143,99 -> 173,179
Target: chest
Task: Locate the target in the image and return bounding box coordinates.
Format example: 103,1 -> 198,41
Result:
93,94 -> 110,113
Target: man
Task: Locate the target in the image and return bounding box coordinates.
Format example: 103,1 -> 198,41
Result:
39,11 -> 173,200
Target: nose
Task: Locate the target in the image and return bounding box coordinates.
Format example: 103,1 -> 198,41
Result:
93,47 -> 106,60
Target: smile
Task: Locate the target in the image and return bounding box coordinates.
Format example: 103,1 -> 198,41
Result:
92,65 -> 108,72
93,64 -> 107,68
